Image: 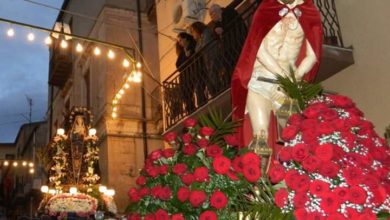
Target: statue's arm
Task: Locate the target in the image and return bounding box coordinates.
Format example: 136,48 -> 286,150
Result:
294,40 -> 317,80
257,38 -> 288,77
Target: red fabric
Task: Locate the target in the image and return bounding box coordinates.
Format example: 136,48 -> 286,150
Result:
231,0 -> 323,148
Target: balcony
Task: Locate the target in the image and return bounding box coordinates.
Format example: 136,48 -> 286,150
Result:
162,0 -> 354,132
48,39 -> 73,88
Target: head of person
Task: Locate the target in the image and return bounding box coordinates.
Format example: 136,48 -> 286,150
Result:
189,22 -> 207,40
209,4 -> 222,22
177,32 -> 194,48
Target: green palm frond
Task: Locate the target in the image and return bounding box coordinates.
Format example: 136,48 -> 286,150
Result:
198,108 -> 240,146
275,71 -> 323,110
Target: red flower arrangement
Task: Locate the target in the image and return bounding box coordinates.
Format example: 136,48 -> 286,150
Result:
126,118 -> 264,219
271,94 -> 390,219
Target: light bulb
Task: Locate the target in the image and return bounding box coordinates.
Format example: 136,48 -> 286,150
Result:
27,33 -> 35,41
94,47 -> 101,56
4,161 -> 9,166
28,162 -> 34,167
60,40 -> 68,48
112,107 -> 117,112
76,43 -> 83,52
112,112 -> 117,118
112,99 -> 118,105
48,189 -> 56,195
122,59 -> 130,68
57,128 -> 65,136
13,161 -> 18,167
44,37 -> 52,45
119,89 -> 124,95
41,185 -> 49,193
88,128 -> 97,136
115,93 -> 122,99
105,189 -> 115,197
22,161 -> 27,166
69,187 -> 78,194
7,28 -> 14,37
29,168 -> 34,174
124,83 -> 130,89
107,50 -> 115,59
98,185 -> 107,193
136,62 -> 142,69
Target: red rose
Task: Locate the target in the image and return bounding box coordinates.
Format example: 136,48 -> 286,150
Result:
177,187 -> 190,202
292,144 -> 309,162
163,132 -> 177,143
321,108 -> 338,121
181,133 -> 192,143
171,214 -> 185,220
278,147 -> 292,162
274,188 -> 289,208
232,156 -> 244,173
197,138 -> 209,148
128,187 -> 141,202
199,127 -> 214,137
144,214 -> 155,220
348,186 -> 367,205
183,118 -> 197,128
309,180 -> 330,196
293,192 -> 309,208
285,169 -> 300,190
346,107 -> 364,117
241,152 -> 260,167
318,161 -> 339,178
331,118 -> 347,131
172,163 -> 187,175
306,212 -> 325,220
361,174 -> 380,189
347,115 -> 363,127
159,165 -> 169,175
151,185 -> 162,198
206,145 -> 223,158
302,155 -> 321,172
182,144 -> 197,156
155,209 -> 169,220
329,94 -> 354,108
288,113 -> 303,126
136,176 -> 146,186
303,103 -> 328,118
224,134 -> 240,146
127,213 -> 141,220
333,187 -> 349,202
315,144 -> 334,161
199,211 -> 217,220
301,129 -> 318,145
189,190 -> 207,207
158,186 -> 172,200
294,174 -> 310,192
268,163 -> 286,183
317,121 -> 335,135
210,191 -> 228,209
226,170 -> 239,181
356,210 -> 377,220
194,166 -> 209,182
342,167 -> 363,186
149,149 -> 163,161
213,156 -> 231,174
293,208 -> 308,220
181,173 -> 195,185
139,187 -> 150,197
146,166 -> 159,178
243,164 -> 261,183
162,148 -> 175,158
327,213 -> 347,220
282,125 -> 299,141
301,119 -> 318,131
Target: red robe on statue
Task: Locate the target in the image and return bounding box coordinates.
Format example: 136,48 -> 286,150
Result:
231,0 -> 323,152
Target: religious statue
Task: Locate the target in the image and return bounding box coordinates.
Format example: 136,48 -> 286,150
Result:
231,0 -> 323,171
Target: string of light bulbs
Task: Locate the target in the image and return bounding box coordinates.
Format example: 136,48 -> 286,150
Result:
1,159 -> 35,174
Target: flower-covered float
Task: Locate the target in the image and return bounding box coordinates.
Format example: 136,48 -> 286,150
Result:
38,107 -> 117,219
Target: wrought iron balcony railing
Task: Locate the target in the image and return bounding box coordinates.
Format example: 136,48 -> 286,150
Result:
163,0 -> 346,130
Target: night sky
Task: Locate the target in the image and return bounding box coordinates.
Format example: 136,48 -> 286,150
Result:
0,0 -> 63,142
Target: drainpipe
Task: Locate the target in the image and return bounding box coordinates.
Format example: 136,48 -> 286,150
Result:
136,0 -> 148,160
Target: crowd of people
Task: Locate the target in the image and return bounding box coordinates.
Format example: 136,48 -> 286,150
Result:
170,3 -> 247,119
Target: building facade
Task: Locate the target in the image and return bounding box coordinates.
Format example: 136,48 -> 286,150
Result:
47,0 -> 162,211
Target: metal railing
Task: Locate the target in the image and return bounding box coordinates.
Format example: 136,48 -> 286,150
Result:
163,0 -> 345,129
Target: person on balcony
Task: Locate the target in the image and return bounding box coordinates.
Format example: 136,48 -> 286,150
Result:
189,21 -> 219,100
231,0 -> 323,153
177,32 -> 196,113
208,3 -> 247,87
